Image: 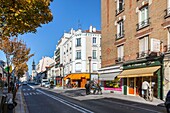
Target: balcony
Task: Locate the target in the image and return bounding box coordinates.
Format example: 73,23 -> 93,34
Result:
136,51 -> 149,59
165,8 -> 170,18
115,32 -> 124,40
115,57 -> 124,63
136,18 -> 150,31
116,4 -> 125,15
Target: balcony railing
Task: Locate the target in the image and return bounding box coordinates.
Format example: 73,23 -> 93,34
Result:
116,4 -> 125,15
115,32 -> 124,40
136,51 -> 149,59
115,57 -> 124,63
136,18 -> 150,30
165,8 -> 170,18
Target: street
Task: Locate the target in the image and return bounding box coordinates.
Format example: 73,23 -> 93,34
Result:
21,84 -> 166,113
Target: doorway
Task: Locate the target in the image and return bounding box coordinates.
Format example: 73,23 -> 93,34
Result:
128,78 -> 134,95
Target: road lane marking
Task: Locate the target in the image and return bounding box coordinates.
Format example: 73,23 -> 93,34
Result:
37,89 -> 94,113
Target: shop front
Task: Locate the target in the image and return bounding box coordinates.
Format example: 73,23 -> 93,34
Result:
56,76 -> 62,87
64,73 -> 90,88
118,57 -> 163,99
98,65 -> 122,93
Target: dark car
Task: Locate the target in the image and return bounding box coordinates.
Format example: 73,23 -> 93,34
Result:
165,90 -> 170,113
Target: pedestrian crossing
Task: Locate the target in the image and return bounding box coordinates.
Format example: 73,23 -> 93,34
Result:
22,88 -> 42,96
23,92 -> 42,96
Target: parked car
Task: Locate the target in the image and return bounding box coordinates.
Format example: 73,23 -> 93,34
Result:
165,90 -> 170,113
22,81 -> 27,85
44,82 -> 50,88
41,79 -> 48,87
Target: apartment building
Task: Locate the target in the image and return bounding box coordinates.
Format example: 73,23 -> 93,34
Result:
54,32 -> 72,86
101,0 -> 170,99
55,26 -> 101,88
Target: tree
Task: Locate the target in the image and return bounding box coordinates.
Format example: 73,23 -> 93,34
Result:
0,37 -> 33,93
0,0 -> 53,37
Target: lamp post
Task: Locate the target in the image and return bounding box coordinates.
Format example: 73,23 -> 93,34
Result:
88,56 -> 92,81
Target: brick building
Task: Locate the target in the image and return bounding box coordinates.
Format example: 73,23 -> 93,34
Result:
101,0 -> 170,99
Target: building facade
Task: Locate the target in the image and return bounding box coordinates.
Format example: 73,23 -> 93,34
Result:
101,0 -> 169,99
36,56 -> 55,82
54,26 -> 101,88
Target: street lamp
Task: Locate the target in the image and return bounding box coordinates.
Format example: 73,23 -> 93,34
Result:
88,56 -> 92,81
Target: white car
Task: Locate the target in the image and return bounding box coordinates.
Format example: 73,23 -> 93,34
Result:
44,82 -> 50,88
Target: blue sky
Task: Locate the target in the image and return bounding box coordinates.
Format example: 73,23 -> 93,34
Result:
0,0 -> 101,75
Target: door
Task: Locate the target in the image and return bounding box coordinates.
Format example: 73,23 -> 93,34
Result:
136,77 -> 142,96
129,78 -> 134,95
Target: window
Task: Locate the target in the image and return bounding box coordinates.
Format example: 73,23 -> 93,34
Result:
93,37 -> 97,45
137,6 -> 149,30
116,20 -> 124,40
117,45 -> 124,62
116,0 -> 124,15
165,0 -> 170,17
76,50 -> 81,59
75,63 -> 81,72
168,28 -> 170,51
76,38 -> 81,46
93,50 -> 97,59
139,36 -> 148,57
92,63 -> 97,72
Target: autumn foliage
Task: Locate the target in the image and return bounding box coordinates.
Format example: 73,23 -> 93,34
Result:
0,37 -> 33,77
0,0 -> 53,37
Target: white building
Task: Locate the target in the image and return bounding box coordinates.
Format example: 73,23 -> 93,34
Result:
36,56 -> 55,80
54,25 -> 101,87
62,26 -> 101,75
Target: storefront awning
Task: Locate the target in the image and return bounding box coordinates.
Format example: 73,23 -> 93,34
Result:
117,66 -> 160,78
99,72 -> 120,81
64,73 -> 90,80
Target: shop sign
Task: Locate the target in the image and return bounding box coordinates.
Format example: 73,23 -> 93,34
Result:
126,61 -> 156,68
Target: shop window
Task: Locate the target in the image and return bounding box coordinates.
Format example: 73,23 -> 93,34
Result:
129,78 -> 134,88
105,78 -> 121,88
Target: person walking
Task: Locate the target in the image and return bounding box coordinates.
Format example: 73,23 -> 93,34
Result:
142,81 -> 149,100
85,81 -> 90,95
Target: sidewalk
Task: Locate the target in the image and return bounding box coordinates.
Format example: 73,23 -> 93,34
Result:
53,87 -> 165,107
14,87 -> 27,113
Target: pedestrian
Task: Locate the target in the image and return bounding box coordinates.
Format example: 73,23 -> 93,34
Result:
85,81 -> 90,95
96,83 -> 102,95
142,81 -> 149,100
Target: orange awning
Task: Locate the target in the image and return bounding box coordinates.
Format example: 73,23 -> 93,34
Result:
64,73 -> 90,80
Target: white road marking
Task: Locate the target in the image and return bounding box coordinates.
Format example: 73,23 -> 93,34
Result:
27,89 -> 30,91
24,93 -> 29,96
37,89 -> 94,113
29,93 -> 32,95
23,89 -> 26,91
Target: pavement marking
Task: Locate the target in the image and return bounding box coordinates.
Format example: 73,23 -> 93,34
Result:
27,89 -> 30,91
37,89 -> 94,113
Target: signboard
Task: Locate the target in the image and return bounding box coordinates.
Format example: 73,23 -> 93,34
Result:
150,38 -> 160,52
91,74 -> 99,83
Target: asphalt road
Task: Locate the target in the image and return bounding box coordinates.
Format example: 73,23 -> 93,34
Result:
22,84 -> 167,113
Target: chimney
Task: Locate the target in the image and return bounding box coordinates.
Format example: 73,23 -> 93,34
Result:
89,25 -> 92,32
92,27 -> 96,32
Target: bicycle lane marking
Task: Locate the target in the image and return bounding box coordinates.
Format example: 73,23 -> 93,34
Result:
36,89 -> 94,113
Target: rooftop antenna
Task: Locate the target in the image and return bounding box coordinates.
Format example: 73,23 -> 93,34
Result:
78,19 -> 82,30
